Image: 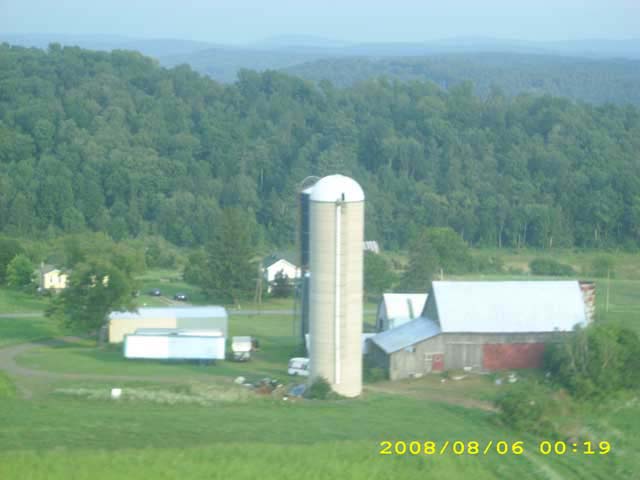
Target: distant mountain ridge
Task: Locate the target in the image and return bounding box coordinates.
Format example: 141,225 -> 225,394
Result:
2,33 -> 639,104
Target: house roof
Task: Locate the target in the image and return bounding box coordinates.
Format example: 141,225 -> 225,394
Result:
363,241 -> 380,254
370,317 -> 441,354
381,293 -> 428,320
39,264 -> 59,274
109,306 -> 228,321
263,252 -> 298,269
429,281 -> 588,333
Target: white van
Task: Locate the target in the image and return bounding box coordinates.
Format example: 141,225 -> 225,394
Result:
288,357 -> 310,376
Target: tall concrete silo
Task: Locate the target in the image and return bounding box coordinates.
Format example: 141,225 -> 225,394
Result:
309,174 -> 365,398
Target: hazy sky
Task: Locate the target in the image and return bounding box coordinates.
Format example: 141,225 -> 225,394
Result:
1,0 -> 638,44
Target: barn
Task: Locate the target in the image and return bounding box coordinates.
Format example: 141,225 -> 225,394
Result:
376,293 -> 428,332
108,306 -> 228,343
367,281 -> 590,380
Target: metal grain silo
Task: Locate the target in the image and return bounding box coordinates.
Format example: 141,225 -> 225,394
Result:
309,174 -> 365,398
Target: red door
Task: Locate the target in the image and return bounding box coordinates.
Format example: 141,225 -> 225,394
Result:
431,354 -> 444,372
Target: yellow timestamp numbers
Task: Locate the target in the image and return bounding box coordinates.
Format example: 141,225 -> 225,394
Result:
379,440 -> 611,456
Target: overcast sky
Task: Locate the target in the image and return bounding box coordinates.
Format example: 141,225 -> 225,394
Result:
1,0 -> 638,44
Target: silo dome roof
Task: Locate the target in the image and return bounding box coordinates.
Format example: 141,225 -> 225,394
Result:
309,175 -> 365,203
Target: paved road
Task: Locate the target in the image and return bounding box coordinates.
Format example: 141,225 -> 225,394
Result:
0,312 -> 44,318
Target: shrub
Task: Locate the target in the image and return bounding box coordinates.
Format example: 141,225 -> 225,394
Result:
305,377 -> 332,400
544,324 -> 640,399
529,258 -> 575,276
495,382 -> 557,436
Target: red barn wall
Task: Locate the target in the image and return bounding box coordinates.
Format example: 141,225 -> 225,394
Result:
482,343 -> 545,370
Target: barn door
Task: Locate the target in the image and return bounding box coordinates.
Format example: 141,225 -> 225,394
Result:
431,354 -> 444,372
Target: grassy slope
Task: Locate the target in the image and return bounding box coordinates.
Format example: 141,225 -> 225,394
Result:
0,249 -> 638,478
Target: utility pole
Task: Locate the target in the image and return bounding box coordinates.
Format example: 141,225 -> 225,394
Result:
254,260 -> 263,315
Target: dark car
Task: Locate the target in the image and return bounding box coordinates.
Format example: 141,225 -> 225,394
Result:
174,293 -> 188,301
149,288 -> 162,296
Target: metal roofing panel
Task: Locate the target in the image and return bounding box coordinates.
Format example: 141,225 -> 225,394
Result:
382,293 -> 428,320
431,281 -> 587,333
109,306 -> 228,321
370,317 -> 441,354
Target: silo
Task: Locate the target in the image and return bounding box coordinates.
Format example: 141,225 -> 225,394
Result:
309,174 -> 365,398
297,177 -> 319,343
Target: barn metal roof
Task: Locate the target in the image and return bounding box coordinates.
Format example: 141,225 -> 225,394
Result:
369,317 -> 441,354
431,281 -> 587,333
381,293 -> 428,321
109,306 -> 228,321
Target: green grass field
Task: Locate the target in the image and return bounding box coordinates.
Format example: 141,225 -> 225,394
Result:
0,250 -> 638,479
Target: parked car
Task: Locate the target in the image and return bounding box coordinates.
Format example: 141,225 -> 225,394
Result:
288,357 -> 310,377
149,288 -> 161,296
174,293 -> 188,301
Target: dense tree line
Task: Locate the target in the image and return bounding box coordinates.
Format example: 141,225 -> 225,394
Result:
285,53 -> 640,106
1,44 -> 640,252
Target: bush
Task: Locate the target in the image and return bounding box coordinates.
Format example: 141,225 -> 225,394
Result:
529,258 -> 575,276
471,254 -> 505,273
305,377 -> 333,400
495,382 -> 557,436
363,356 -> 388,383
544,324 -> 640,399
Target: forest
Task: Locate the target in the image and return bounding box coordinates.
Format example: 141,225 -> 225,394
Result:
285,53 -> 640,106
1,43 -> 640,252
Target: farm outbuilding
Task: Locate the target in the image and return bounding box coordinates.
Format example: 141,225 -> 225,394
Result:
376,293 -> 428,332
367,281 -> 590,380
108,306 -> 228,343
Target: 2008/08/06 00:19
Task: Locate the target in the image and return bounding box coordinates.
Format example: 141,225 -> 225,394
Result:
378,440 -> 611,456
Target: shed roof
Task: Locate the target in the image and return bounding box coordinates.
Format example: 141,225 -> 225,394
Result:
381,293 -> 428,320
109,306 -> 228,321
430,281 -> 587,333
369,317 -> 441,354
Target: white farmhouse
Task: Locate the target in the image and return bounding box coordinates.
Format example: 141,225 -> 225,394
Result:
263,255 -> 300,284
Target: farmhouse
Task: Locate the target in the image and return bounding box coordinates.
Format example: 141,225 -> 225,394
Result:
37,263 -> 69,291
108,306 -> 228,343
367,281 -> 590,380
263,255 -> 300,283
376,293 -> 428,332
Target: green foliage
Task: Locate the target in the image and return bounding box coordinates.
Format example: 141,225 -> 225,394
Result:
270,270 -> 293,298
0,45 -> 640,253
529,257 -> 575,276
183,249 -> 208,286
0,238 -> 24,284
495,381 -> 558,436
285,54 -> 640,106
363,356 -> 388,383
305,377 -> 333,400
544,324 -> 640,398
6,254 -> 34,289
47,259 -> 137,334
201,208 -> 257,305
400,227 -> 472,290
145,240 -> 178,269
363,252 -> 396,299
590,255 -> 616,278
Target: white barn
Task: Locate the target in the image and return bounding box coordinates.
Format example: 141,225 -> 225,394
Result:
376,293 -> 428,332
